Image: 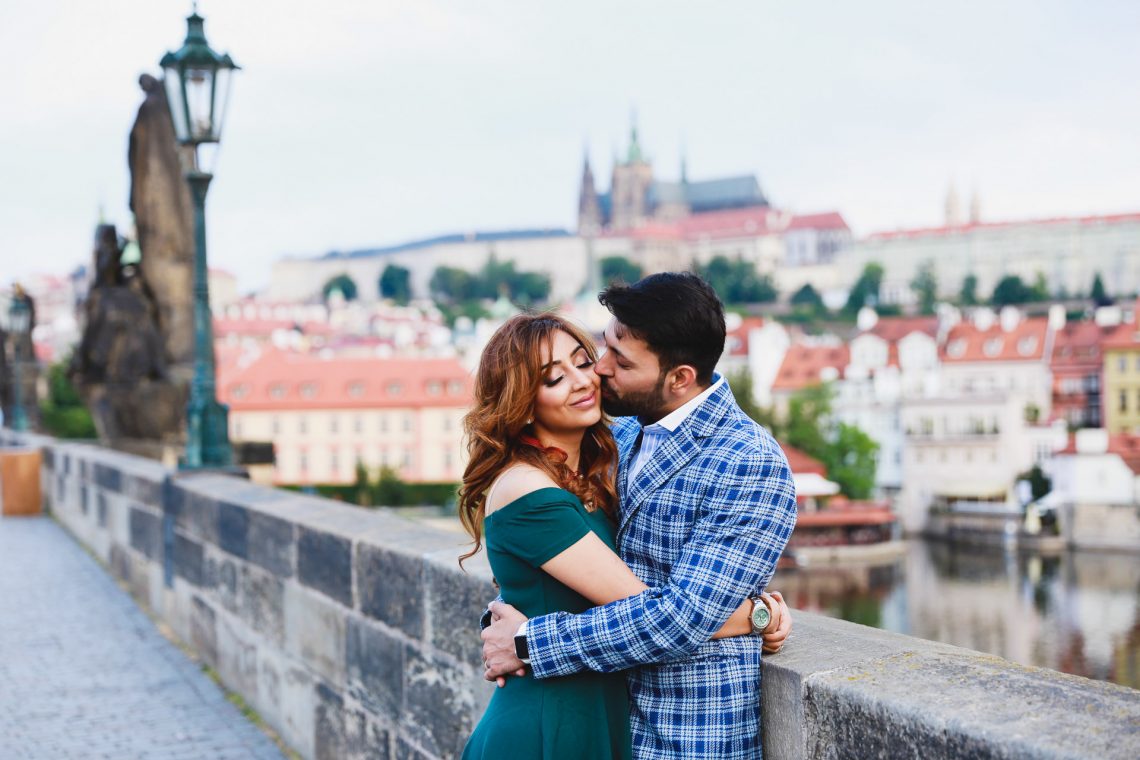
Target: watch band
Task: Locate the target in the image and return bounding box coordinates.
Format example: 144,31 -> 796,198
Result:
513,632 -> 530,663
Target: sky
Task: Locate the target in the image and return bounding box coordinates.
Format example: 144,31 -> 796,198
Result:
3,0 -> 1139,294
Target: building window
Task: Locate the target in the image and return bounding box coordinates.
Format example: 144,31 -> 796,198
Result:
442,416 -> 452,432
299,451 -> 308,471
448,380 -> 464,396
233,420 -> 243,439
330,450 -> 339,474
330,415 -> 338,434
353,416 -> 363,433
426,381 -> 442,396
946,339 -> 967,359
300,383 -> 317,398
403,449 -> 413,468
1121,390 -> 1129,412
348,381 -> 365,398
983,338 -> 1003,357
387,382 -> 403,396
403,414 -> 413,432
299,417 -> 308,434
379,415 -> 388,433
1017,336 -> 1038,356
272,416 -> 280,435
1120,357 -> 1128,373
231,383 -> 249,399
269,383 -> 286,399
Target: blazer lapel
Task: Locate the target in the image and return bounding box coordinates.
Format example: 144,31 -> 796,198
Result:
618,424 -> 701,539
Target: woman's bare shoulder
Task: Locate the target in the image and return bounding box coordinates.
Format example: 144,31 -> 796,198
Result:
485,465 -> 561,514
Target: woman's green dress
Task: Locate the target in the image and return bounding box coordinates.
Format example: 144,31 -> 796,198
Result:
462,487 -> 633,760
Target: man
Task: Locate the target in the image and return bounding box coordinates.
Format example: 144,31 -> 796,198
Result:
483,272 -> 798,758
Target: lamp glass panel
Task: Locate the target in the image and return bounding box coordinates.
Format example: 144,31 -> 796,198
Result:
211,66 -> 233,142
185,66 -> 216,142
163,68 -> 190,143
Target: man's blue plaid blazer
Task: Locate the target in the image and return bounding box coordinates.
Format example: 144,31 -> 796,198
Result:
526,378 -> 798,759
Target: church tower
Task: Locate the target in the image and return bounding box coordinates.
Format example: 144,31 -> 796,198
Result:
609,115 -> 654,231
577,148 -> 602,236
944,180 -> 964,228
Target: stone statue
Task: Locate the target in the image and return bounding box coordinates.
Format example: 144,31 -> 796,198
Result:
71,225 -> 185,443
0,284 -> 38,427
129,73 -> 195,380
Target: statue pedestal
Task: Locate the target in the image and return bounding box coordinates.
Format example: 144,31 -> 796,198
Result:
0,447 -> 42,516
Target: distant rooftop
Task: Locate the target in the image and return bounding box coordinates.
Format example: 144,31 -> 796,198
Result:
865,211 -> 1140,242
319,228 -> 572,261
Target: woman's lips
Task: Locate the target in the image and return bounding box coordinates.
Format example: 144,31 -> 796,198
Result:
571,393 -> 596,408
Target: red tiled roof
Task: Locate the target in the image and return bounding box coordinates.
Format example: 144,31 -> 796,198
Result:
868,316 -> 939,343
1102,320 -> 1140,350
1110,435 -> 1140,475
1050,320 -> 1111,370
725,316 -> 766,357
941,316 -> 1050,363
618,208 -> 849,243
772,343 -> 849,390
779,442 -> 828,476
794,509 -> 896,527
786,211 -> 850,232
213,317 -> 334,338
865,211 -> 1140,241
218,350 -> 473,411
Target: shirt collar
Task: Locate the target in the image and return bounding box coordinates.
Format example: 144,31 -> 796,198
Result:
643,374 -> 725,433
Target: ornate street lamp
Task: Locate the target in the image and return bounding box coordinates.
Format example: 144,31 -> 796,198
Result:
6,295 -> 31,432
161,7 -> 239,469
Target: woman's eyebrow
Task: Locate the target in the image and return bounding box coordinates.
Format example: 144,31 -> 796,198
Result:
540,345 -> 587,370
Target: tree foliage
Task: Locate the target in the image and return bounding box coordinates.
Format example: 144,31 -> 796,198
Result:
600,256 -> 642,286
910,259 -> 938,315
695,256 -> 777,304
990,274 -> 1048,307
843,262 -> 885,316
39,360 -> 96,439
379,264 -> 411,305
322,273 -> 358,301
740,382 -> 879,499
1090,273 -> 1112,306
959,273 -> 979,306
429,256 -> 550,306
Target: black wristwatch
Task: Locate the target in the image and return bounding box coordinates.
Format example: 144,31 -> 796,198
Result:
514,631 -> 530,663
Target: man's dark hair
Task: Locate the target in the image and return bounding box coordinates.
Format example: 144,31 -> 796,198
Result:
599,271 -> 726,385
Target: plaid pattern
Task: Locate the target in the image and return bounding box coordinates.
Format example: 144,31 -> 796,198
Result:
526,378 -> 797,759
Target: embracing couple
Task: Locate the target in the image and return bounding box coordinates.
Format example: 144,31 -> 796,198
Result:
457,272 -> 798,759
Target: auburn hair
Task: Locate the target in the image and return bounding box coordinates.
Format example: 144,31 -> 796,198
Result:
458,312 -> 619,567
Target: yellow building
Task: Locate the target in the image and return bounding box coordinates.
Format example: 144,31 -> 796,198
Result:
219,349 -> 471,485
1104,310 -> 1140,434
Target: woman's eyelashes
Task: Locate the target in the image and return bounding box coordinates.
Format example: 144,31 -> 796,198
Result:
542,357 -> 594,387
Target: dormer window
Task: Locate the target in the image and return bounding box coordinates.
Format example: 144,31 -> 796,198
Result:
983,338 -> 1003,357
1017,336 -> 1038,357
947,339 -> 967,358
348,381 -> 365,398
269,383 -> 286,399
299,383 -> 317,398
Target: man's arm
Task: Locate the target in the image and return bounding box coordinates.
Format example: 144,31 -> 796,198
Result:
487,446 -> 796,679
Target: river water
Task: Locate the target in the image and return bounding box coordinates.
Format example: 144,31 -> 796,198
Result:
771,540 -> 1140,689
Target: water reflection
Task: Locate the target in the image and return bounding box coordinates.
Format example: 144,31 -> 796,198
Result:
772,540 -> 1140,690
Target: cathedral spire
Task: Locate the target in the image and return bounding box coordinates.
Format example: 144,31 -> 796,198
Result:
627,109 -> 643,164
578,143 -> 601,236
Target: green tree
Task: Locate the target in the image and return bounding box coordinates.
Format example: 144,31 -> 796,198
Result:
1030,272 -> 1050,301
821,423 -> 879,499
322,273 -> 358,301
373,466 -> 408,506
843,262 -> 885,316
39,360 -> 96,439
696,256 -> 777,305
727,369 -> 779,432
379,264 -> 411,305
959,273 -> 979,306
910,259 -> 938,315
429,266 -> 477,302
990,274 -> 1034,307
790,283 -> 824,311
1090,273 -> 1112,306
353,461 -> 373,506
778,383 -> 879,499
600,256 -> 642,285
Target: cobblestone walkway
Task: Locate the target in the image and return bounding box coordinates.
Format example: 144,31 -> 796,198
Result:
0,517 -> 286,760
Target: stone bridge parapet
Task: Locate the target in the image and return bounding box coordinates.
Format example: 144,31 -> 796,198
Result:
8,433 -> 1139,759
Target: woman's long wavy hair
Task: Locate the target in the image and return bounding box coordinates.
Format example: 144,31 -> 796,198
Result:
458,313 -> 619,567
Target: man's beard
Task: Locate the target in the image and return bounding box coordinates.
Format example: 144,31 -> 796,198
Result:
600,372 -> 669,423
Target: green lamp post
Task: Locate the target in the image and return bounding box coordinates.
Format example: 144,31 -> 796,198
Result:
161,7 -> 239,469
6,295 -> 31,433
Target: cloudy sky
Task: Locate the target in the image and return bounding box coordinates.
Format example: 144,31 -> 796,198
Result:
3,0 -> 1138,293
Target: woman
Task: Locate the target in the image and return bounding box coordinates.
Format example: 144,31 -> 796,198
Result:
457,313 -> 762,759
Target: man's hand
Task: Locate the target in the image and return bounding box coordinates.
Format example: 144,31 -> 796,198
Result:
760,591 -> 791,654
481,600 -> 528,684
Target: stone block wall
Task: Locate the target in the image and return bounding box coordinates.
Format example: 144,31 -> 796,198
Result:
35,439 -> 495,759
11,433 -> 1140,760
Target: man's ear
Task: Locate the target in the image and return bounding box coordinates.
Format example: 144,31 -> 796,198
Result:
665,364 -> 700,398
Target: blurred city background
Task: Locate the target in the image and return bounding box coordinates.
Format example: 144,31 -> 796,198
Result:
3,0 -> 1139,692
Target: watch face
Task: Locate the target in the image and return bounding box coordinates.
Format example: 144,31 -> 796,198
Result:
752,603 -> 771,631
